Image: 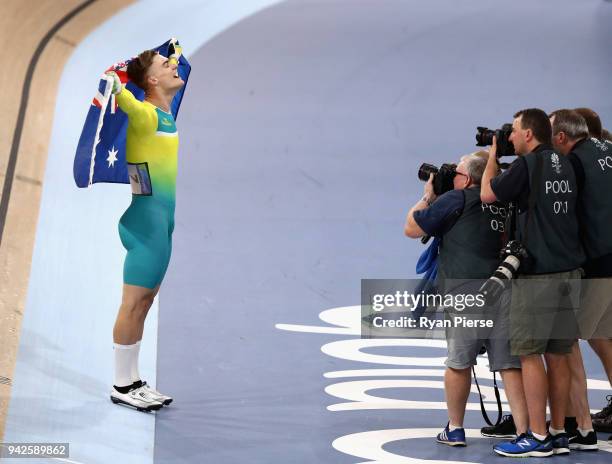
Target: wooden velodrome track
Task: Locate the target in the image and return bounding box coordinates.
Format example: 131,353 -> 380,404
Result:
0,0 -> 134,441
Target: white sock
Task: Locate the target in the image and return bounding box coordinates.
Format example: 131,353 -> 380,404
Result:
578,427 -> 593,436
130,341 -> 141,383
114,342 -> 139,387
448,422 -> 462,431
532,431 -> 547,441
549,427 -> 565,436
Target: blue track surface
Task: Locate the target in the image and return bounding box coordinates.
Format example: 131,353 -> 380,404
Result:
155,1 -> 612,463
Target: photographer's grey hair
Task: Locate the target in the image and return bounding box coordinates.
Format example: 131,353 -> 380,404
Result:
461,153 -> 487,185
551,109 -> 589,140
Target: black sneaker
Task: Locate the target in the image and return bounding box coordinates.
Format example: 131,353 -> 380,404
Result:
481,414 -> 517,438
591,395 -> 612,421
593,413 -> 612,433
569,430 -> 598,451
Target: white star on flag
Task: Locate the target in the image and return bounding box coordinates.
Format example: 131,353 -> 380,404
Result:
107,146 -> 119,167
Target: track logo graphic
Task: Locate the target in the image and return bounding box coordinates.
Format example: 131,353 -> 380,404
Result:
276,306 -> 610,463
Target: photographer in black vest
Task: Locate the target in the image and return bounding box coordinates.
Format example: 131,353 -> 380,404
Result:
405,152 -> 527,448
481,108 -> 585,457
550,109 -> 612,448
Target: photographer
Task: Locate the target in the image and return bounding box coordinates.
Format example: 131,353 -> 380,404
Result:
405,152 -> 527,448
550,109 -> 612,448
573,107 -> 603,140
481,108 -> 585,457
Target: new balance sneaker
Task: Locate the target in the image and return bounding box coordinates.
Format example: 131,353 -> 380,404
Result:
481,414 -> 517,438
569,430 -> 598,451
551,433 -> 570,455
436,423 -> 466,447
493,432 -> 553,457
142,381 -> 173,405
110,385 -> 163,412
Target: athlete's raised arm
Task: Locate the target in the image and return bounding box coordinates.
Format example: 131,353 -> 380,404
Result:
106,71 -> 157,133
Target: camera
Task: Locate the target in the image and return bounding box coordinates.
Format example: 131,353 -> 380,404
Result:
475,123 -> 516,156
417,163 -> 457,196
479,240 -> 530,304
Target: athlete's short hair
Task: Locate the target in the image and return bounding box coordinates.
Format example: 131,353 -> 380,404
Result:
603,128 -> 612,142
127,50 -> 157,92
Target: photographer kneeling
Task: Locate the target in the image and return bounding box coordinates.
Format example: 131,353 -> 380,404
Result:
404,152 -> 527,447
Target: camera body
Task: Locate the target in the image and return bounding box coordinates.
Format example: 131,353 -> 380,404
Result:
476,123 -> 516,156
418,163 -> 457,196
479,240 -> 530,304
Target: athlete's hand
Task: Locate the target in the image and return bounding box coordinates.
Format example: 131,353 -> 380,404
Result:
167,38 -> 182,66
105,71 -> 122,95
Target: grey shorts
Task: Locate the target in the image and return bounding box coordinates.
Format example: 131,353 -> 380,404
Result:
579,278 -> 612,339
509,270 -> 581,356
445,282 -> 520,372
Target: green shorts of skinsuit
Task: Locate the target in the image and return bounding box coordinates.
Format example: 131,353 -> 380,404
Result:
118,195 -> 175,289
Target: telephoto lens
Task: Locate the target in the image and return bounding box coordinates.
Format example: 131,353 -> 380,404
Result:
418,163 -> 438,181
479,241 -> 529,304
475,124 -> 516,156
475,127 -> 495,147
479,255 -> 521,304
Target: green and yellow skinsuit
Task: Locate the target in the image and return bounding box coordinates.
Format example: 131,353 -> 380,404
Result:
116,87 -> 178,288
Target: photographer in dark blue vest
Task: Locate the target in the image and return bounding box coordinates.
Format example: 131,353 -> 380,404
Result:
405,152 -> 527,448
550,108 -> 612,448
481,108 -> 585,457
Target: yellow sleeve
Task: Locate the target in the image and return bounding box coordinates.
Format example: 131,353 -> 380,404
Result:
115,86 -> 157,133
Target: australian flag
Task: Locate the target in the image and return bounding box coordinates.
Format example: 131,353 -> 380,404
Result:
73,38 -> 191,187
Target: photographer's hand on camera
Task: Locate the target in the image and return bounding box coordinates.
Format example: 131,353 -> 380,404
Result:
481,135 -> 500,204
404,174 -> 436,238
422,173 -> 437,205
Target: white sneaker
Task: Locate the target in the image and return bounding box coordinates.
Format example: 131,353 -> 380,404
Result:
110,385 -> 163,412
142,381 -> 173,405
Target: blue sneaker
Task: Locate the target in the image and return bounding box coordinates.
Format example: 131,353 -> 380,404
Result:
493,432 -> 553,457
436,422 -> 466,446
552,432 -> 570,455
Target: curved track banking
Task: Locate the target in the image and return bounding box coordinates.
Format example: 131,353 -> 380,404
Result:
0,0 -> 134,441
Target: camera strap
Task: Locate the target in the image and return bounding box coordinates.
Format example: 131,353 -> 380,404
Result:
472,366 -> 503,426
504,202 -> 517,243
